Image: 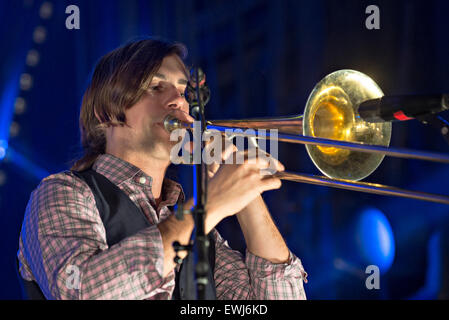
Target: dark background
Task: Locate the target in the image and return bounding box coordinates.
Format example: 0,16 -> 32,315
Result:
1,0 -> 449,299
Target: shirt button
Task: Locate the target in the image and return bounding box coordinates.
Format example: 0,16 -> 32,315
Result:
139,177 -> 146,184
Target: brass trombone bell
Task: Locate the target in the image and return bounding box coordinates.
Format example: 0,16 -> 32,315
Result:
303,70 -> 391,181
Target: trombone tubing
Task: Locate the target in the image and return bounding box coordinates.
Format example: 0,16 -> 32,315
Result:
276,171 -> 449,205
206,125 -> 449,164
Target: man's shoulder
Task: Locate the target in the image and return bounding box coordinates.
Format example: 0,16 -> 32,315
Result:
35,170 -> 93,197
41,169 -> 80,184
23,170 -> 97,222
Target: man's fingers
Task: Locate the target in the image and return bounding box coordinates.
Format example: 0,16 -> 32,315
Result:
183,141 -> 194,154
271,157 -> 285,172
256,154 -> 284,172
239,148 -> 284,172
244,153 -> 285,172
171,109 -> 194,123
222,138 -> 238,161
260,176 -> 282,192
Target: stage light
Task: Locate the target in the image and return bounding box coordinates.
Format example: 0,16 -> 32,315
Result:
355,207 -> 396,274
20,73 -> 33,91
9,122 -> 20,138
14,97 -> 26,115
0,140 -> 7,161
26,49 -> 40,67
33,26 -> 46,44
6,148 -> 50,181
39,2 -> 53,19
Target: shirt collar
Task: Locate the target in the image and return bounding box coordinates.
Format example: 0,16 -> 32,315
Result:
92,153 -> 185,205
93,153 -> 143,186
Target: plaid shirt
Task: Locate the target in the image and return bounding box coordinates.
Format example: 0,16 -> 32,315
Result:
17,153 -> 307,300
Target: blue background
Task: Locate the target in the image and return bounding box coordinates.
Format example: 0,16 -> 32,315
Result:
1,0 -> 449,299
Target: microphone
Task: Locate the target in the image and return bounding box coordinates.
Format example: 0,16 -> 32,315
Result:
188,67 -> 206,88
185,67 -> 210,107
358,94 -> 449,122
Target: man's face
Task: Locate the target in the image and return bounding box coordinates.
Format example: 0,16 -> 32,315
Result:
123,54 -> 191,158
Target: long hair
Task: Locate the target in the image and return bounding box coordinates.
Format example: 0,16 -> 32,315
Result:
70,38 -> 187,171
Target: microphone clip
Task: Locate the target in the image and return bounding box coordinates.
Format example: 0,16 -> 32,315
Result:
185,67 -> 211,115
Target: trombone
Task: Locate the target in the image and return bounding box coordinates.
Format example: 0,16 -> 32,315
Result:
164,70 -> 449,205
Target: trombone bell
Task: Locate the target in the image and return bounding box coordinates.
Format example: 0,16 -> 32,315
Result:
304,70 -> 391,181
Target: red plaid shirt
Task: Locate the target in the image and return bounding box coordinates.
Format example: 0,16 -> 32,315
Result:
17,153 -> 307,300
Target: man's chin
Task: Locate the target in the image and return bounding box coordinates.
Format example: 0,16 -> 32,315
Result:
145,125 -> 183,156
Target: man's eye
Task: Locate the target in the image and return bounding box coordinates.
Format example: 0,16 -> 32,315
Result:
149,83 -> 165,91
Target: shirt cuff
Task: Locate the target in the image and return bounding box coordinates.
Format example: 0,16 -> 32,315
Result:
245,249 -> 308,283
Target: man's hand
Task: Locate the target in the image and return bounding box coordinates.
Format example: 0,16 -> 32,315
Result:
203,135 -> 290,264
204,134 -> 281,179
182,132 -> 285,236
204,147 -> 284,233
168,108 -> 194,124
204,134 -> 237,178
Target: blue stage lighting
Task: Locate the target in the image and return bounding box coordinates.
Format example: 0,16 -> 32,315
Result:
6,147 -> 50,181
0,78 -> 19,149
355,207 -> 395,274
0,139 -> 7,160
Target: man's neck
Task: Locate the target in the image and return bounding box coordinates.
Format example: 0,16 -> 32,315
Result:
106,148 -> 169,204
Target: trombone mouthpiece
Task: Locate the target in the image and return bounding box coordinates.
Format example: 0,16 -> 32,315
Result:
163,115 -> 190,132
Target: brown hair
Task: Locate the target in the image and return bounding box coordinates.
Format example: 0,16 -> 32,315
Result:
70,38 -> 187,171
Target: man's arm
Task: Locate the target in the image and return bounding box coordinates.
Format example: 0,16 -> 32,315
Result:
236,195 -> 290,264
206,147 -> 307,299
212,227 -> 307,300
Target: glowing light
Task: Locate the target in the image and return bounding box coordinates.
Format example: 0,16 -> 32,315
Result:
33,26 -> 47,44
20,73 -> 33,91
0,140 -> 8,160
14,97 -> 26,115
26,49 -> 40,67
6,147 -> 50,180
9,122 -> 20,137
40,2 -> 53,19
355,207 -> 395,274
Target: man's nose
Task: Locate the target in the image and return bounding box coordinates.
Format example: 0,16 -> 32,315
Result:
166,86 -> 186,110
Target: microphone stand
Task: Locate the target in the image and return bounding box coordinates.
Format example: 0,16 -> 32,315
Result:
173,67 -> 212,300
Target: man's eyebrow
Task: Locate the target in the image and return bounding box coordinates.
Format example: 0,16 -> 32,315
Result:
154,73 -> 188,85
153,73 -> 166,80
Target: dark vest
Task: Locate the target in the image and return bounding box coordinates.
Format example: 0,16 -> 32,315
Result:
17,169 -> 216,300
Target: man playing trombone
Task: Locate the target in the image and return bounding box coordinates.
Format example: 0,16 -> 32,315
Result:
17,38 -> 307,300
